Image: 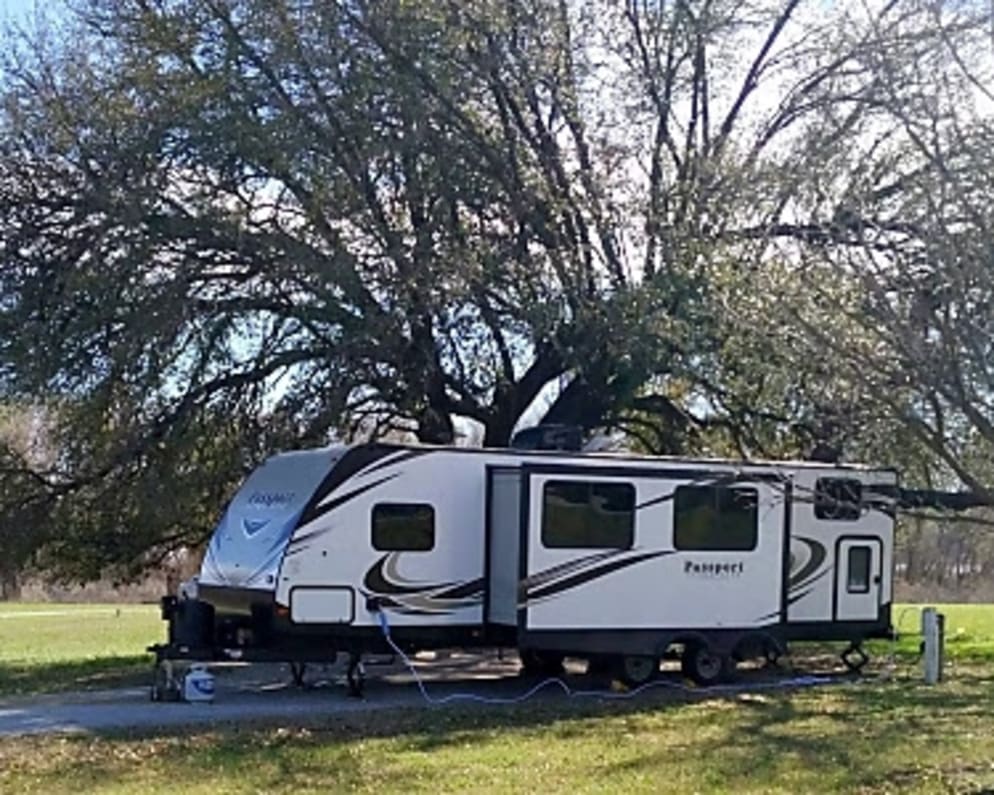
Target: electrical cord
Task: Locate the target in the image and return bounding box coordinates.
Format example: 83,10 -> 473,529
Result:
374,609 -> 836,707
891,606 -> 925,669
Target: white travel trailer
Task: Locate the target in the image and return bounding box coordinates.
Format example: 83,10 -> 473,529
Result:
154,441 -> 896,694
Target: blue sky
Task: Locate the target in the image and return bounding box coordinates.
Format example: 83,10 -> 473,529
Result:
0,0 -> 41,22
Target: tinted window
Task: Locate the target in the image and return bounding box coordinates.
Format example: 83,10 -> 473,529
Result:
542,481 -> 635,549
674,486 -> 758,551
815,478 -> 862,520
847,546 -> 871,593
372,503 -> 435,551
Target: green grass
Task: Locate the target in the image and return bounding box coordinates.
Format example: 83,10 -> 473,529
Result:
0,604 -> 163,697
1,602 -> 994,792
892,603 -> 994,659
2,669 -> 994,793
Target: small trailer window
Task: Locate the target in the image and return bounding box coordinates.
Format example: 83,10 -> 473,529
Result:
542,481 -> 635,549
673,486 -> 758,551
814,478 -> 862,520
372,503 -> 435,551
847,546 -> 871,593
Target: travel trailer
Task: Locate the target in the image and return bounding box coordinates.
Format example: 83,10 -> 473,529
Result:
153,441 -> 896,696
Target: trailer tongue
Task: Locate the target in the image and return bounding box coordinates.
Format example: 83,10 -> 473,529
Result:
154,447 -> 348,698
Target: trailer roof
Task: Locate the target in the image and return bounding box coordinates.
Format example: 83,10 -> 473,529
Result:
340,441 -> 897,474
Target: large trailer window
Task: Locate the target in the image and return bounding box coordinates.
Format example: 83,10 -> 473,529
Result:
674,486 -> 758,551
542,481 -> 635,549
372,503 -> 435,551
814,478 -> 862,520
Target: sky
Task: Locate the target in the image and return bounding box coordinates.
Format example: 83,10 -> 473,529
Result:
0,0 -> 43,23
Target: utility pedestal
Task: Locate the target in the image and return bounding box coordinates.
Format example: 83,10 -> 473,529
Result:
922,607 -> 945,684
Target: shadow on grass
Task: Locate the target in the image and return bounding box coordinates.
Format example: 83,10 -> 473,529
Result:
73,674 -> 994,776
0,655 -> 152,699
589,667 -> 994,791
6,659 -> 994,793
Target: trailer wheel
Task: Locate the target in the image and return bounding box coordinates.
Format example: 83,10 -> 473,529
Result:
617,655 -> 658,687
519,649 -> 565,677
681,643 -> 733,686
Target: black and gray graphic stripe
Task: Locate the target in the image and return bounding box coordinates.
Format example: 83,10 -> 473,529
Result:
520,549 -> 673,605
361,553 -> 484,615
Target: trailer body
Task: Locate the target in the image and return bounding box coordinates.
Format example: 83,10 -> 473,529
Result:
159,443 -> 896,675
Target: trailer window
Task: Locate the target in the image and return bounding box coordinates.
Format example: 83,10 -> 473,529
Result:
673,486 -> 758,551
847,546 -> 871,593
372,503 -> 435,551
542,481 -> 635,549
814,478 -> 862,520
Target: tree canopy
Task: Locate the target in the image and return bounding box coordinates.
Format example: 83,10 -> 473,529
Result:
2,0 -> 994,579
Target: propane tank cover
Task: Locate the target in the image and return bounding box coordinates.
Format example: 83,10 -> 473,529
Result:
183,664 -> 216,703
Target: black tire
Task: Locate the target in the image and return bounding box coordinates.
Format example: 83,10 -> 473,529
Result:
616,655 -> 658,687
681,643 -> 734,686
519,649 -> 565,676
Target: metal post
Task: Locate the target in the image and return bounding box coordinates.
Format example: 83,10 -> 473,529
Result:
937,612 -> 945,682
922,607 -> 944,684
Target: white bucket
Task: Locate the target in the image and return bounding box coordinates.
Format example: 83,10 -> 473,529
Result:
183,664 -> 215,703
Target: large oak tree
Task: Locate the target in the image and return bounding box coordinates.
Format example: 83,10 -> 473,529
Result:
2,0 -> 993,578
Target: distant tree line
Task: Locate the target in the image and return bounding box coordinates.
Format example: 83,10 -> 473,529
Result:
895,513 -> 994,602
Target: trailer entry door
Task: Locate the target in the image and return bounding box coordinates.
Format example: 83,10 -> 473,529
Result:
486,467 -> 522,628
835,538 -> 882,622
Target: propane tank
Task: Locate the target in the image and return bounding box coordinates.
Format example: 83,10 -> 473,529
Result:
183,664 -> 215,703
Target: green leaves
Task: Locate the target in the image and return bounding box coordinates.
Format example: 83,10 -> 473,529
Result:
2,0 -> 994,579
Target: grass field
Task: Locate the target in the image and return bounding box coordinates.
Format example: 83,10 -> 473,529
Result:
879,603 -> 994,660
1,603 -> 994,793
2,664 -> 994,792
0,603 -> 163,696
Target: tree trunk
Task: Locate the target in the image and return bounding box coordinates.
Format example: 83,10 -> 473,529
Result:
415,406 -> 455,444
482,400 -> 517,448
541,375 -> 614,431
0,569 -> 21,601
